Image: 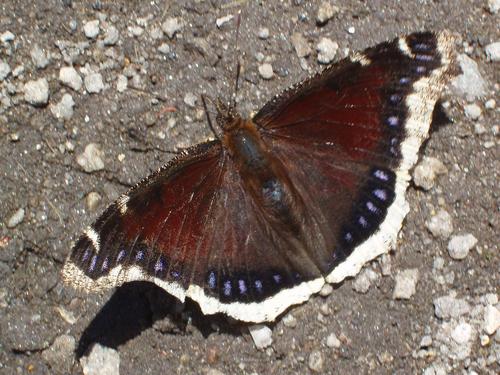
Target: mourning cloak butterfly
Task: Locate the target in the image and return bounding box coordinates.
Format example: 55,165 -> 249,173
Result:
62,31 -> 456,322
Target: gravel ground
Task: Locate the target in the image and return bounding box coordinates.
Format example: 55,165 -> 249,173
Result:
0,1 -> 499,374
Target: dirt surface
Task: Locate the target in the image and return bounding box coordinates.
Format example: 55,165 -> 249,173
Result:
0,1 -> 498,374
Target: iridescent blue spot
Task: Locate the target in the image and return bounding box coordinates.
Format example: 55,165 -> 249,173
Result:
135,250 -> 144,261
413,42 -> 431,52
373,189 -> 388,201
344,232 -> 353,243
358,216 -> 368,228
171,270 -> 180,279
374,169 -> 389,181
273,274 -> 282,284
386,115 -> 399,127
223,280 -> 232,296
366,201 -> 378,213
116,249 -> 126,262
82,249 -> 90,262
154,257 -> 164,273
389,94 -> 401,104
399,77 -> 410,85
89,255 -> 97,272
416,65 -> 426,74
101,257 -> 109,271
208,271 -> 216,289
254,280 -> 263,293
389,138 -> 399,156
238,279 -> 247,294
415,54 -> 433,62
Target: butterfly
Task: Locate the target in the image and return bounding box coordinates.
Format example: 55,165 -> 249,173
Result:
62,31 -> 456,322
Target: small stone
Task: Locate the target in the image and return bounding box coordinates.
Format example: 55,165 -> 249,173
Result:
480,334 -> 490,346
392,268 -> 419,300
451,54 -> 488,100
319,283 -> 333,297
308,350 -> 324,372
423,363 -> 447,375
128,25 -> 144,37
347,26 -> 355,34
447,233 -> 477,260
59,66 -> 83,91
413,156 -> 448,190
488,0 -> 500,13
206,370 -> 225,375
158,43 -> 170,55
483,305 -> 500,335
485,41 -> 500,61
257,27 -> 269,40
451,322 -> 473,344
326,333 -> 341,348
77,143 -> 105,173
485,98 -> 496,109
30,45 -> 50,69
433,293 -> 471,319
464,103 -> 482,120
316,1 -> 339,24
282,314 -> 297,328
248,324 -> 272,349
184,92 -> 197,107
425,209 -> 453,239
103,26 -> 119,46
474,123 -> 487,135
291,32 -> 311,58
84,72 -> 104,94
80,343 -> 119,375
83,20 -> 100,39
353,268 -> 379,294
317,37 -> 338,64
42,334 -> 75,373
50,94 -> 75,119
55,306 -> 77,324
419,335 -> 432,348
258,63 -> 274,80
116,75 -> 127,92
0,31 -> 15,43
6,208 -> 25,228
216,14 -> 234,28
162,18 -> 183,39
12,65 -> 24,77
0,60 -> 11,81
379,254 -> 392,276
86,192 -> 102,211
24,78 -> 50,106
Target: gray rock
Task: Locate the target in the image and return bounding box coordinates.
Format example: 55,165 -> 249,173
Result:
12,65 -> 24,77
319,283 -> 333,297
483,305 -> 500,335
42,334 -> 75,373
474,123 -> 487,135
434,293 -> 471,319
423,363 -> 447,375
24,78 -> 50,106
291,32 -> 311,58
308,350 -> 324,372
248,324 -> 272,349
77,143 -> 105,173
317,1 -> 339,24
162,17 -> 183,39
258,63 -> 274,80
0,31 -> 15,43
6,208 -> 25,228
59,66 -> 83,91
83,20 -> 100,39
464,103 -> 482,120
447,233 -> 477,260
116,74 -> 127,92
30,44 -> 50,69
282,313 -> 297,328
103,25 -> 119,46
184,92 -> 197,107
157,43 -> 170,55
0,60 -> 11,81
80,344 -> 119,375
413,156 -> 447,190
216,14 -> 234,28
451,54 -> 488,100
392,268 -> 419,299
326,333 -> 341,348
425,209 -> 453,239
128,25 -> 144,37
419,335 -> 433,348
50,93 -> 75,119
317,37 -> 338,64
257,27 -> 269,40
84,72 -> 104,94
485,41 -> 500,61
488,0 -> 500,13
353,268 -> 379,294
451,322 -> 473,344
485,98 -> 496,109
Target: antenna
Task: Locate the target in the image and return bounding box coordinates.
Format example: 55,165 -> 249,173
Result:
201,94 -> 220,141
232,11 -> 242,109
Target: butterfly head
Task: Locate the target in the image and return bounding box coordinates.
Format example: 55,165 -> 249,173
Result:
216,98 -> 241,132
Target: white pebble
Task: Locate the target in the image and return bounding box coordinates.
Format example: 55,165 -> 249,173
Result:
59,66 -> 83,91
425,209 -> 453,239
447,233 -> 477,260
319,283 -> 333,297
451,54 -> 488,100
483,305 -> 500,335
24,78 -> 50,106
30,45 -> 50,69
485,98 -> 496,109
0,60 -> 11,81
433,293 -> 471,319
76,143 -> 105,173
317,1 -> 339,24
352,268 -> 379,294
50,94 -> 75,120
347,26 -> 355,34
116,75 -> 127,92
248,324 -> 272,349
464,103 -> 482,120
257,27 -> 269,40
291,32 -> 312,58
258,63 -> 274,80
485,41 -> 500,61
162,17 -> 183,39
7,208 -> 25,228
317,37 -> 338,64
83,20 -> 100,39
103,26 -> 119,46
84,72 -> 104,94
80,343 -> 119,375
0,31 -> 15,43
216,14 -> 234,28
183,92 -> 197,107
308,350 -> 324,373
157,43 -> 170,55
392,268 -> 419,300
128,26 -> 144,37
413,156 -> 447,190
282,314 -> 297,328
488,0 -> 500,13
326,333 -> 341,348
451,322 -> 473,344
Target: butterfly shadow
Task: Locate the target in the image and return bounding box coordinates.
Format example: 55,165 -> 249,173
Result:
74,281 -> 245,359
